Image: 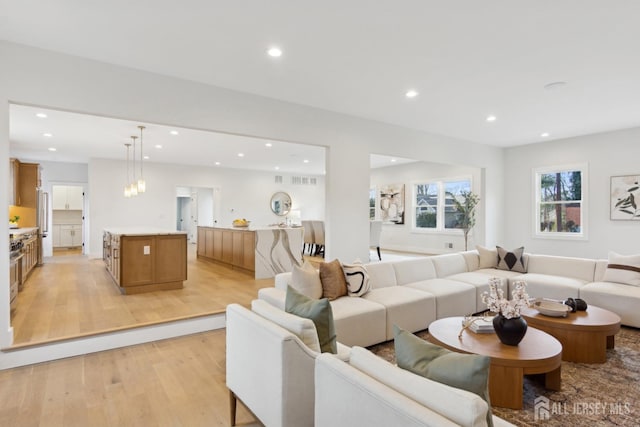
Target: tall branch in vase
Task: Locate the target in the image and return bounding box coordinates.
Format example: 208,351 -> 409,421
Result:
449,190 -> 480,251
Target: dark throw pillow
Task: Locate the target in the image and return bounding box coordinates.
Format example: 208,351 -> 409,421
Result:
394,325 -> 493,427
496,246 -> 527,273
285,285 -> 337,353
319,259 -> 348,300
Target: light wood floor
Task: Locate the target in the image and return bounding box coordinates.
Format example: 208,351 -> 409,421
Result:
11,244 -> 272,346
0,329 -> 260,427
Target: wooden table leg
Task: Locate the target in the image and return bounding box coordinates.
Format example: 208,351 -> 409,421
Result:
545,366 -> 562,391
607,335 -> 615,349
489,365 -> 524,409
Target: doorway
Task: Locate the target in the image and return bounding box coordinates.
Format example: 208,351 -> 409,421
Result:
51,184 -> 84,256
176,186 -> 217,245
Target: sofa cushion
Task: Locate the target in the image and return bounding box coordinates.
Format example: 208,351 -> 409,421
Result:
405,279 -> 476,318
342,262 -> 371,296
511,273 -> 585,300
392,258 -> 437,285
476,245 -> 498,269
363,287 -> 436,340
431,253 -> 469,277
580,282 -> 640,327
526,254 -> 596,282
329,297 -> 387,347
496,246 -> 527,273
252,299 -> 321,352
364,262 -> 398,289
319,259 -> 348,300
285,286 -> 337,353
602,251 -> 640,287
394,326 -> 493,427
291,261 -> 323,299
349,347 -> 489,427
447,272 -> 509,313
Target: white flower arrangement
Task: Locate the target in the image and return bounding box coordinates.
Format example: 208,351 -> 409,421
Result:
481,278 -> 530,319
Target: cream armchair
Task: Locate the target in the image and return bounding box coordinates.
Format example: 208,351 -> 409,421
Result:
226,301 -> 349,427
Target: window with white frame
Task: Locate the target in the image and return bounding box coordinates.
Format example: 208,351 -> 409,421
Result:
534,164 -> 587,239
414,178 -> 471,231
369,187 -> 376,220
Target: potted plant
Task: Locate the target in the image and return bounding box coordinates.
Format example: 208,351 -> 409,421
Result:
481,278 -> 531,346
448,190 -> 480,251
9,215 -> 20,229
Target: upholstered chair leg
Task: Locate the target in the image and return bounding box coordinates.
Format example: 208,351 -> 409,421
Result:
377,246 -> 381,261
229,389 -> 237,426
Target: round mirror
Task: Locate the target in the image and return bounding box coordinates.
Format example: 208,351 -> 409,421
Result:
270,191 -> 292,216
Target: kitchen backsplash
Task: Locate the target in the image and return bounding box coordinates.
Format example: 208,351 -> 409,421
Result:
8,206 -> 36,227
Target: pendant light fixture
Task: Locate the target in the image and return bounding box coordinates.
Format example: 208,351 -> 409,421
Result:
137,125 -> 146,193
130,135 -> 138,196
124,143 -> 132,198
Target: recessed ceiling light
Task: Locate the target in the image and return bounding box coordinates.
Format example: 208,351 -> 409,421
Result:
267,47 -> 282,57
303,159 -> 309,163
43,132 -> 53,137
154,144 -> 162,149
541,132 -> 550,138
486,115 -> 497,122
215,161 -> 221,166
238,153 -> 245,157
544,81 -> 567,91
274,166 -> 280,170
405,90 -> 419,98
265,143 -> 273,147
390,158 -> 397,163
36,113 -> 47,118
143,155 -> 149,160
48,147 -> 56,152
169,130 -> 179,136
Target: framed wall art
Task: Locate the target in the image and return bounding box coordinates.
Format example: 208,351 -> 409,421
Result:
379,183 -> 405,224
610,174 -> 640,220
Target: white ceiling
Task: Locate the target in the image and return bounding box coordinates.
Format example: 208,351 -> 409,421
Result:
3,1 -> 640,151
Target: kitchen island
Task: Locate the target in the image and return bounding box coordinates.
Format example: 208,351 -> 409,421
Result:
103,227 -> 187,294
197,225 -> 304,279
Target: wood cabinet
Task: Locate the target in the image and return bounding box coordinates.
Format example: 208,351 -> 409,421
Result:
104,231 -> 187,294
52,185 -> 83,210
9,159 -> 40,207
20,234 -> 39,288
196,226 -> 255,273
9,256 -> 21,309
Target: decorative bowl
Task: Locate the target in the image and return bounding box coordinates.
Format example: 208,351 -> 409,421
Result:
532,299 -> 572,317
232,220 -> 250,228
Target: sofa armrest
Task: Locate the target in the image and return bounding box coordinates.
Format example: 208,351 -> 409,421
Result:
258,287 -> 287,310
275,272 -> 293,290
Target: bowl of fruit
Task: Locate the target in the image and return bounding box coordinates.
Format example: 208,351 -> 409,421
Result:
232,218 -> 250,228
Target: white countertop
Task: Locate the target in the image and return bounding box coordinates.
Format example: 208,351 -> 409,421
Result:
104,227 -> 187,236
204,225 -> 303,232
9,227 -> 39,237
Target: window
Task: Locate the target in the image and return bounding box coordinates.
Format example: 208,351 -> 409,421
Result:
369,188 -> 376,220
534,164 -> 587,239
414,178 -> 471,231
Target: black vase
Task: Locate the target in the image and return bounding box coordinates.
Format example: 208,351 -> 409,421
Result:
493,314 -> 527,346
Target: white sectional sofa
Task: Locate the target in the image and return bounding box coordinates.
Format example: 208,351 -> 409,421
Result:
259,249 -> 640,347
315,348 -> 514,427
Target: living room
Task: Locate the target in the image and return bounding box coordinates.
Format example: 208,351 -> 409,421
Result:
1,2 -> 640,425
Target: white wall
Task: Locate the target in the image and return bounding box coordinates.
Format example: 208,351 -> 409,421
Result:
504,127 -> 640,259
371,161 -> 483,254
0,41 -> 504,366
88,158 -> 325,257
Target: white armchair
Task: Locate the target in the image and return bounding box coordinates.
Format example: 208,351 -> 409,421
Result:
370,220 -> 383,261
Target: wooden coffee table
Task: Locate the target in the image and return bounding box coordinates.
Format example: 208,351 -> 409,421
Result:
427,316 -> 562,409
521,305 -> 621,363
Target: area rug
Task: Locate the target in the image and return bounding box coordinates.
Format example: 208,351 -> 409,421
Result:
368,326 -> 640,426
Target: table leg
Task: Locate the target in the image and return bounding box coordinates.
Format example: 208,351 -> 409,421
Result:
545,366 -> 562,391
489,365 -> 524,409
607,335 -> 615,349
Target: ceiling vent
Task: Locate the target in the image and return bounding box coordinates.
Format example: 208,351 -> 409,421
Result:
275,175 -> 283,184
291,176 -> 317,186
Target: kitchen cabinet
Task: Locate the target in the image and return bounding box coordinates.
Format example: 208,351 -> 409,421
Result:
52,224 -> 82,247
9,255 -> 21,309
52,185 -> 83,210
9,159 -> 40,208
20,234 -> 39,288
197,226 -> 255,273
103,229 -> 187,294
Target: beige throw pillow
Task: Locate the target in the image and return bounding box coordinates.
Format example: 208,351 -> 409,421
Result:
342,261 -> 371,297
291,261 -> 323,299
603,251 -> 640,287
476,245 -> 498,269
319,259 -> 348,300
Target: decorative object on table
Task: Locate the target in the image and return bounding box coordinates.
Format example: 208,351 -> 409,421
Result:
447,190 -> 480,251
459,314 -> 494,337
610,174 -> 640,220
563,297 -> 588,312
481,278 -> 530,346
533,298 -> 572,317
232,218 -> 250,227
9,215 -> 20,228
378,183 -> 405,224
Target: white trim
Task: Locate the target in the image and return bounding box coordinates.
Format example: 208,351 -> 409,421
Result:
411,176 -> 472,233
532,163 -> 588,241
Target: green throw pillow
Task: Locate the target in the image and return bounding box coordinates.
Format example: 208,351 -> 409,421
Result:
394,325 -> 493,427
285,286 -> 337,354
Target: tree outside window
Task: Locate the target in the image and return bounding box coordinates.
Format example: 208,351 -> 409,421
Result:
414,179 -> 472,231
535,165 -> 587,239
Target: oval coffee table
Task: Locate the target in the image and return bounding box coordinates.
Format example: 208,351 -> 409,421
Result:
427,316 -> 562,409
521,305 -> 621,363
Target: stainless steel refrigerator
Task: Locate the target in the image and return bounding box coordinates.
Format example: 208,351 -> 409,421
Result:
36,188 -> 49,265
